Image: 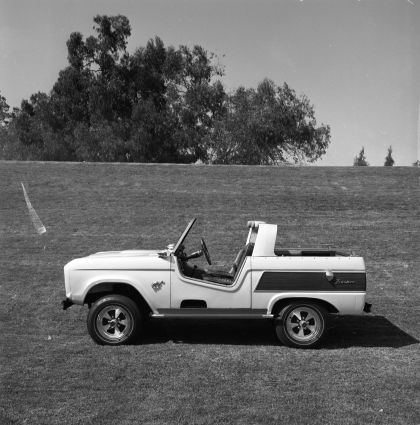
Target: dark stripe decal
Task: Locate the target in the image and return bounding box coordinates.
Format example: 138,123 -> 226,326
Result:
255,272 -> 366,292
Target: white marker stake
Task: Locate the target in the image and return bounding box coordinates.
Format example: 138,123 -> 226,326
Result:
21,183 -> 46,235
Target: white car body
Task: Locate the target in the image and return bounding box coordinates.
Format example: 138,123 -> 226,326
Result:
63,220 -> 367,319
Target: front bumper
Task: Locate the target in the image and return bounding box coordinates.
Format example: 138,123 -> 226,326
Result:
62,298 -> 73,310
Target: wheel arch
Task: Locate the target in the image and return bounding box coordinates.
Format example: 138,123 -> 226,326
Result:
270,296 -> 339,316
84,281 -> 152,316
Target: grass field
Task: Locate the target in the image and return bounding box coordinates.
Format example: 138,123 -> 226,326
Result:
0,162 -> 419,425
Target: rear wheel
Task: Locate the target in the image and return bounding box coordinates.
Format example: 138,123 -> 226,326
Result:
275,303 -> 327,348
87,294 -> 142,345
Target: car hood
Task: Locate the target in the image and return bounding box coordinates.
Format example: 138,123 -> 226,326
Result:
89,249 -> 160,258
65,249 -> 171,271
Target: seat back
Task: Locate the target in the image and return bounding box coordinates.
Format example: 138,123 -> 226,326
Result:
229,243 -> 253,277
202,243 -> 254,285
228,248 -> 244,275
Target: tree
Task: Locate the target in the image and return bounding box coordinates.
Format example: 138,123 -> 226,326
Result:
209,79 -> 330,164
13,16 -> 227,162
384,146 -> 395,166
126,39 -> 226,162
353,147 -> 369,166
6,15 -> 330,164
0,92 -> 11,126
0,92 -> 39,160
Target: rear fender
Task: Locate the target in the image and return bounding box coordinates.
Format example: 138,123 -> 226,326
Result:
267,292 -> 365,315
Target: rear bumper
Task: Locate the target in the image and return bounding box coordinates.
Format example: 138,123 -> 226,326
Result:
363,302 -> 372,313
62,298 -> 73,310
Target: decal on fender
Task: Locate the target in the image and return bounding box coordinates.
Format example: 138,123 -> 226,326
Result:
151,280 -> 166,292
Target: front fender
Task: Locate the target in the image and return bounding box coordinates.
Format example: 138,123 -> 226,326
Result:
71,274 -> 158,313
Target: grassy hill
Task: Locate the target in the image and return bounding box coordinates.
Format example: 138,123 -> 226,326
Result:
0,162 -> 419,424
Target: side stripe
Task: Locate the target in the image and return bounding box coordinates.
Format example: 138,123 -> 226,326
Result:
255,272 -> 366,292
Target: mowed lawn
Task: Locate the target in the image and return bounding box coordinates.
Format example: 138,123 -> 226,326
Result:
0,162 -> 419,425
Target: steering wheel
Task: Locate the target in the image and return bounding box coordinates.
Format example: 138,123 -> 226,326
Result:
201,238 -> 212,265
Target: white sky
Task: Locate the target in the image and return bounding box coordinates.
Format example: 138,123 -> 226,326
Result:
1,0 -> 419,165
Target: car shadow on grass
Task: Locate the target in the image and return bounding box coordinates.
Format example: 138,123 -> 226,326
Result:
140,315 -> 418,349
142,319 -> 279,346
324,315 -> 418,349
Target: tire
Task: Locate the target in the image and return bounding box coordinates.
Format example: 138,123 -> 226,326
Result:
275,303 -> 327,348
87,294 -> 142,345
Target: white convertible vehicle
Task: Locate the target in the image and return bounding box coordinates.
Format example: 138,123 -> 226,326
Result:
62,219 -> 370,348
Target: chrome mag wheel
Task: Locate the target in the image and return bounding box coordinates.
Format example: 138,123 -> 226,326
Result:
96,304 -> 133,342
276,303 -> 327,348
285,306 -> 323,343
87,295 -> 141,345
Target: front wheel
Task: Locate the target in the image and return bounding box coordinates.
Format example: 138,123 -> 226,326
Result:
87,295 -> 142,345
275,303 -> 327,348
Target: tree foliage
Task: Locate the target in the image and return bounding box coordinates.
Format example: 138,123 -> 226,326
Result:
353,147 -> 369,166
209,80 -> 330,164
384,145 -> 395,166
2,15 -> 330,164
0,92 -> 11,125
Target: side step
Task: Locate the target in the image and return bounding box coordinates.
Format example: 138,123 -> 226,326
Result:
151,308 -> 273,319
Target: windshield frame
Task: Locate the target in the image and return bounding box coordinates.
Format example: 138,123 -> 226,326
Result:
173,218 -> 196,256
